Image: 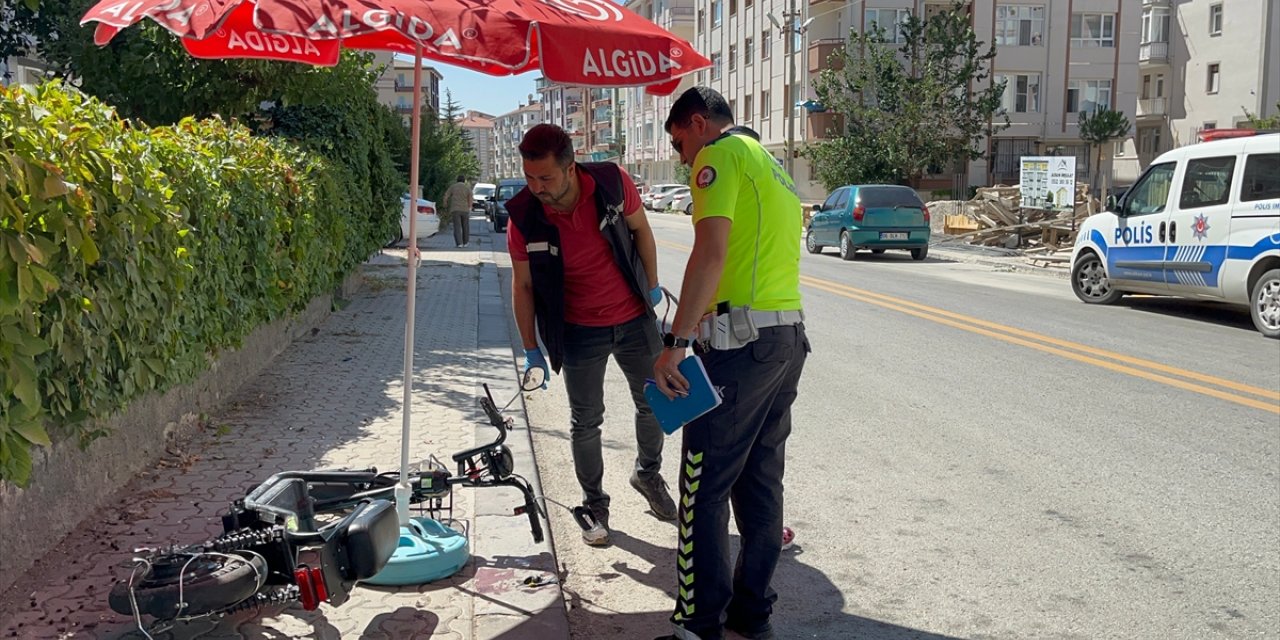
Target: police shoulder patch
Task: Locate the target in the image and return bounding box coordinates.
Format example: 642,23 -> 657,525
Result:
696,166 -> 717,189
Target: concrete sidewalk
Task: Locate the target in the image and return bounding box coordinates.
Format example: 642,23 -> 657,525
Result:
0,215 -> 570,639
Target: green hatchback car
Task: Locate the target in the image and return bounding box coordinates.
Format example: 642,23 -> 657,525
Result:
806,184 -> 931,261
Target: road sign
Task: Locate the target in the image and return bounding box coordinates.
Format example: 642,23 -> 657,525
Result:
1019,156 -> 1076,211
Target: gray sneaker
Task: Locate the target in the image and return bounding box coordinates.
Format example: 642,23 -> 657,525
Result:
630,471 -> 677,521
582,504 -> 611,546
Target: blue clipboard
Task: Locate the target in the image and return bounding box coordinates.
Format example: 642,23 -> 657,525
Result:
644,355 -> 722,435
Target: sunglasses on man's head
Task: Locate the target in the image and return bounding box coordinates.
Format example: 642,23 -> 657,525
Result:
670,137 -> 683,154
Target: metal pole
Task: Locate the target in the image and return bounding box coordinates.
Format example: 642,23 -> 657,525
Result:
785,0 -> 797,178
397,42 -> 425,527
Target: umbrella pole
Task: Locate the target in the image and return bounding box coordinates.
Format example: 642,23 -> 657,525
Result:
397,43 -> 425,527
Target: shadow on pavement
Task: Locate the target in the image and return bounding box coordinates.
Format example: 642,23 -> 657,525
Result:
1117,296 -> 1256,333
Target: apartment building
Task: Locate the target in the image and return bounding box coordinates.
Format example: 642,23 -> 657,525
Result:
372,52 -> 443,124
459,110 -> 497,182
677,0 -> 1142,196
623,0 -> 698,186
1135,0 -> 1279,166
539,78 -> 589,155
492,99 -> 545,179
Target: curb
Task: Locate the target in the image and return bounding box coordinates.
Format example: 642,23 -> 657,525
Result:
930,244 -> 1071,280
471,231 -> 572,640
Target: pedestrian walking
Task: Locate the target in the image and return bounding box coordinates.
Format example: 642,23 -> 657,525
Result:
652,87 -> 810,640
441,174 -> 473,247
506,123 -> 677,546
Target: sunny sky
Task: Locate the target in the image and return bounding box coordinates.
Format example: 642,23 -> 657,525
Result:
439,67 -> 540,118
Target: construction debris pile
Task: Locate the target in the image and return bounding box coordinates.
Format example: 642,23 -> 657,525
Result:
928,182 -> 1102,258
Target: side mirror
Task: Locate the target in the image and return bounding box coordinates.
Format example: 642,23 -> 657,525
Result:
1105,195 -> 1118,211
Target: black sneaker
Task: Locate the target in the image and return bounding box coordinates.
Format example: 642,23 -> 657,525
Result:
631,471 -> 677,521
582,504 -> 610,546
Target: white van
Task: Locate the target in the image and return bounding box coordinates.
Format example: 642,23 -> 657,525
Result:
1070,132 -> 1280,337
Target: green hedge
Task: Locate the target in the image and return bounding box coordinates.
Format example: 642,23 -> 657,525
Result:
0,82 -> 400,486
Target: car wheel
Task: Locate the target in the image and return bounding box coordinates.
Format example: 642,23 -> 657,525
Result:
805,227 -> 823,254
1071,252 -> 1123,305
911,246 -> 928,261
871,249 -> 886,255
1250,268 -> 1280,338
839,231 -> 856,261
685,202 -> 694,216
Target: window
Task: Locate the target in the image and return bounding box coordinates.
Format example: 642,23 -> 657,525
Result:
745,0 -> 752,7
1209,3 -> 1223,36
1241,154 -> 1280,202
730,99 -> 737,117
760,90 -> 771,120
762,30 -> 772,59
865,8 -> 911,44
712,0 -> 722,27
743,93 -> 753,122
744,37 -> 754,65
1142,7 -> 1170,43
711,53 -> 722,80
1206,63 -> 1220,94
730,0 -> 737,17
995,5 -> 1044,47
1067,79 -> 1112,113
1125,162 -> 1176,216
1070,13 -> 1115,48
729,44 -> 737,71
1203,121 -> 1217,131
792,19 -> 802,53
1179,156 -> 1236,209
820,189 -> 843,211
996,73 -> 1041,113
697,9 -> 704,31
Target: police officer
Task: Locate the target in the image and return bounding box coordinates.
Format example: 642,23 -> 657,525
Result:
653,87 -> 809,640
507,124 -> 678,547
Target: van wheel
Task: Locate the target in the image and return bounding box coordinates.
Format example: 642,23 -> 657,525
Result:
1250,269 -> 1280,338
1071,252 -> 1123,305
911,246 -> 928,261
839,231 -> 856,261
806,227 -> 823,254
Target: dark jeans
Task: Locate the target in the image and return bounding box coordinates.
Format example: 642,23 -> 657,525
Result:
670,324 -> 809,640
562,315 -> 664,509
452,211 -> 471,245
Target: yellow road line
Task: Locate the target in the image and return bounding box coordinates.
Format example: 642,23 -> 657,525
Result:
655,238 -> 1280,414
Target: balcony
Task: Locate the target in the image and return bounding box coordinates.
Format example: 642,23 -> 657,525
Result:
807,111 -> 844,140
394,81 -> 414,93
808,39 -> 844,74
1139,41 -> 1168,65
1136,97 -> 1168,120
809,0 -> 840,5
1142,0 -> 1169,6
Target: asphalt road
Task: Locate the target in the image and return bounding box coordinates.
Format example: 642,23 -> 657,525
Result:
496,212 -> 1280,640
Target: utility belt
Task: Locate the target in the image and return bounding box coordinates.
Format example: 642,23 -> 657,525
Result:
696,304 -> 805,352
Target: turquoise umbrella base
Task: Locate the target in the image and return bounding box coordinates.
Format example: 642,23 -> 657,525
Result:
364,517 -> 469,586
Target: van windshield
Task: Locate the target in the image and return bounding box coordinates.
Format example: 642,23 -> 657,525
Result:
474,186 -> 495,197
498,184 -> 522,200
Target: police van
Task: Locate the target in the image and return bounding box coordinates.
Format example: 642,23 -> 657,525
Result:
1069,132 -> 1280,337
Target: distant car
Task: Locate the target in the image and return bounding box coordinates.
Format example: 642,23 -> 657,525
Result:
399,194 -> 440,242
490,179 -> 525,232
643,183 -> 686,210
670,192 -> 694,216
652,186 -> 690,212
806,185 -> 931,261
473,183 -> 496,213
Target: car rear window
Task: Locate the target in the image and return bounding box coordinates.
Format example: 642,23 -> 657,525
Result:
860,187 -> 922,208
498,184 -> 522,199
1241,153 -> 1280,202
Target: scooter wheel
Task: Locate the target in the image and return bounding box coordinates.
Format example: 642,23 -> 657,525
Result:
108,550 -> 267,619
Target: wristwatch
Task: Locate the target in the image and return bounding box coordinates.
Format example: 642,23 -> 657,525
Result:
662,332 -> 691,349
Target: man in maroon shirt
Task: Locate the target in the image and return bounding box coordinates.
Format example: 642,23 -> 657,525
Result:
506,124 -> 676,546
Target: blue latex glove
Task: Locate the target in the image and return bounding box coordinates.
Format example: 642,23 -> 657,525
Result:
649,285 -> 663,307
523,347 -> 549,390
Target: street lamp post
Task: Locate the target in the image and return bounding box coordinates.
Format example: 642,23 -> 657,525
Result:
770,0 -> 811,179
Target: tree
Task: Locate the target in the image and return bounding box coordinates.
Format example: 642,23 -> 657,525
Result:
1241,102 -> 1280,130
1078,107 -> 1131,202
808,1 -> 1008,190
417,90 -> 480,202
0,0 -> 55,64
